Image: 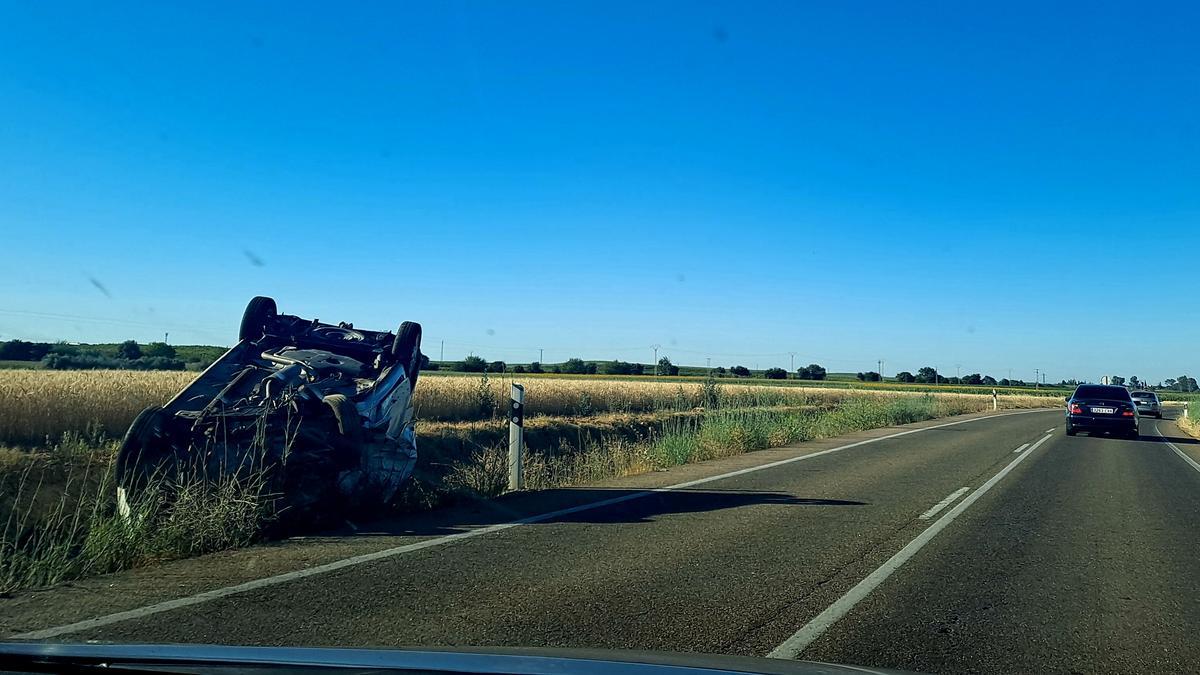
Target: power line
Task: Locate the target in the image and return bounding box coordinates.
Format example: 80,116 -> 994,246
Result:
0,308 -> 229,340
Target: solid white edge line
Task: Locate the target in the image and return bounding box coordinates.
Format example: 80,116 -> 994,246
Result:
766,431 -> 1055,660
917,487 -> 969,520
1012,442 -> 1029,454
1153,423 -> 1200,474
10,408 -> 1056,641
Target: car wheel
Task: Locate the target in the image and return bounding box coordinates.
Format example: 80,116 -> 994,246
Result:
392,321 -> 423,389
1065,426 -> 1077,436
239,296 -> 278,342
115,406 -> 172,517
1156,412 -> 1163,419
1128,429 -> 1139,440
323,394 -> 363,444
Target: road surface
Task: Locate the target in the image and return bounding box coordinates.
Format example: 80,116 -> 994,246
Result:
6,407 -> 1200,674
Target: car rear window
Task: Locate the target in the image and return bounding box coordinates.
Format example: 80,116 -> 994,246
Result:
1074,385 -> 1132,400
1131,391 -> 1156,398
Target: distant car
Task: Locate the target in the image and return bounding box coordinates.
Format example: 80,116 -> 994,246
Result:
116,296 -> 423,523
1130,390 -> 1163,419
1065,384 -> 1139,438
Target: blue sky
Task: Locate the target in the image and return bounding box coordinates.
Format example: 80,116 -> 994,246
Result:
1,2 -> 1197,383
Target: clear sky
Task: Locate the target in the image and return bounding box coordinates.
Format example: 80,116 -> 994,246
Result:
1,2 -> 1197,383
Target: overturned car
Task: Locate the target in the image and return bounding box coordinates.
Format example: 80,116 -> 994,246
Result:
116,296 -> 423,522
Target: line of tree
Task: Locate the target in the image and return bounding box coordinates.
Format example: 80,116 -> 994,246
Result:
893,367 -> 1003,386
0,339 -> 189,370
796,364 -> 827,380
1163,376 -> 1198,392
11,337 -> 1185,391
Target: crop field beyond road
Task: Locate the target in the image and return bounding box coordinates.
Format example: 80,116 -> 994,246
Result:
0,369 -> 1065,447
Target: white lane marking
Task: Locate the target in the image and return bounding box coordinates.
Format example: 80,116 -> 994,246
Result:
1012,442 -> 1029,454
10,408 -> 1057,641
918,487 -> 969,520
1046,428 -> 1056,433
1153,423 -> 1200,475
767,432 -> 1055,660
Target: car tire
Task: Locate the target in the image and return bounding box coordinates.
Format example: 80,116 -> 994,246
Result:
323,394 -> 363,444
1128,429 -> 1139,440
115,406 -> 173,517
392,321 -> 423,388
1065,426 -> 1077,436
1156,412 -> 1163,419
239,296 -> 278,342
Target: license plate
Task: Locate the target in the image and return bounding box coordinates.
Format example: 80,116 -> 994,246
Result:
1091,407 -> 1115,414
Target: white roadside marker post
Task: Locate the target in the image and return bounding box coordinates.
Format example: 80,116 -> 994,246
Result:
992,388 -> 998,411
509,383 -> 525,491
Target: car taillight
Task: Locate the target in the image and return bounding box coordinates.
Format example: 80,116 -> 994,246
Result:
1122,410 -> 1135,417
1070,403 -> 1083,414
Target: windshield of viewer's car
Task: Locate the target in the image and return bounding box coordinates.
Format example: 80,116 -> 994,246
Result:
2,4 -> 1199,675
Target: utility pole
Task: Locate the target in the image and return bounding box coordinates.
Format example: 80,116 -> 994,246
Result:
789,352 -> 797,372
164,332 -> 169,344
651,344 -> 660,376
878,359 -> 884,378
956,364 -> 961,381
440,340 -> 444,361
1035,368 -> 1040,389
706,357 -> 711,369
539,347 -> 543,364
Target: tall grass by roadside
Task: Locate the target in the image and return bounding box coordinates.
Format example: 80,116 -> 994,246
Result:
0,440 -> 271,594
1178,405 -> 1200,438
445,394 -> 991,499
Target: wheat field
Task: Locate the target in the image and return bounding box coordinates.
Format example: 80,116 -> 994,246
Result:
0,369 -> 1062,446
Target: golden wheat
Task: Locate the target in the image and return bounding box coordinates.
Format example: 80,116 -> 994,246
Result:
0,370 -> 195,445
0,369 -> 1061,446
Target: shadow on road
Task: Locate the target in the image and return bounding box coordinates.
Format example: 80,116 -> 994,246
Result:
1139,434 -> 1200,445
1070,430 -> 1199,445
330,489 -> 865,537
544,489 -> 865,525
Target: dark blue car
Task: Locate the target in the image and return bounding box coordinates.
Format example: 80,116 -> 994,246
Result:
1065,384 -> 1139,438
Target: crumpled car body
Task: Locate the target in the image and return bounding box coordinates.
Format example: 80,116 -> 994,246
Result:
116,296 -> 423,522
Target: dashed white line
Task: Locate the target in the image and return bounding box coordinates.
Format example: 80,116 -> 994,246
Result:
1013,442 -> 1029,454
1045,428 -> 1056,433
918,487 -> 969,520
767,432 -> 1055,660
10,408 -> 1058,641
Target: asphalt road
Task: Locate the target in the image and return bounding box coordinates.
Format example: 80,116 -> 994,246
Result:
7,407 -> 1200,674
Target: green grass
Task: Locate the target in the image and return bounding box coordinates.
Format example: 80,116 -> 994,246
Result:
0,344 -> 227,368
448,394 -> 985,500
65,343 -> 227,364
0,360 -> 43,370
0,438 -> 272,594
